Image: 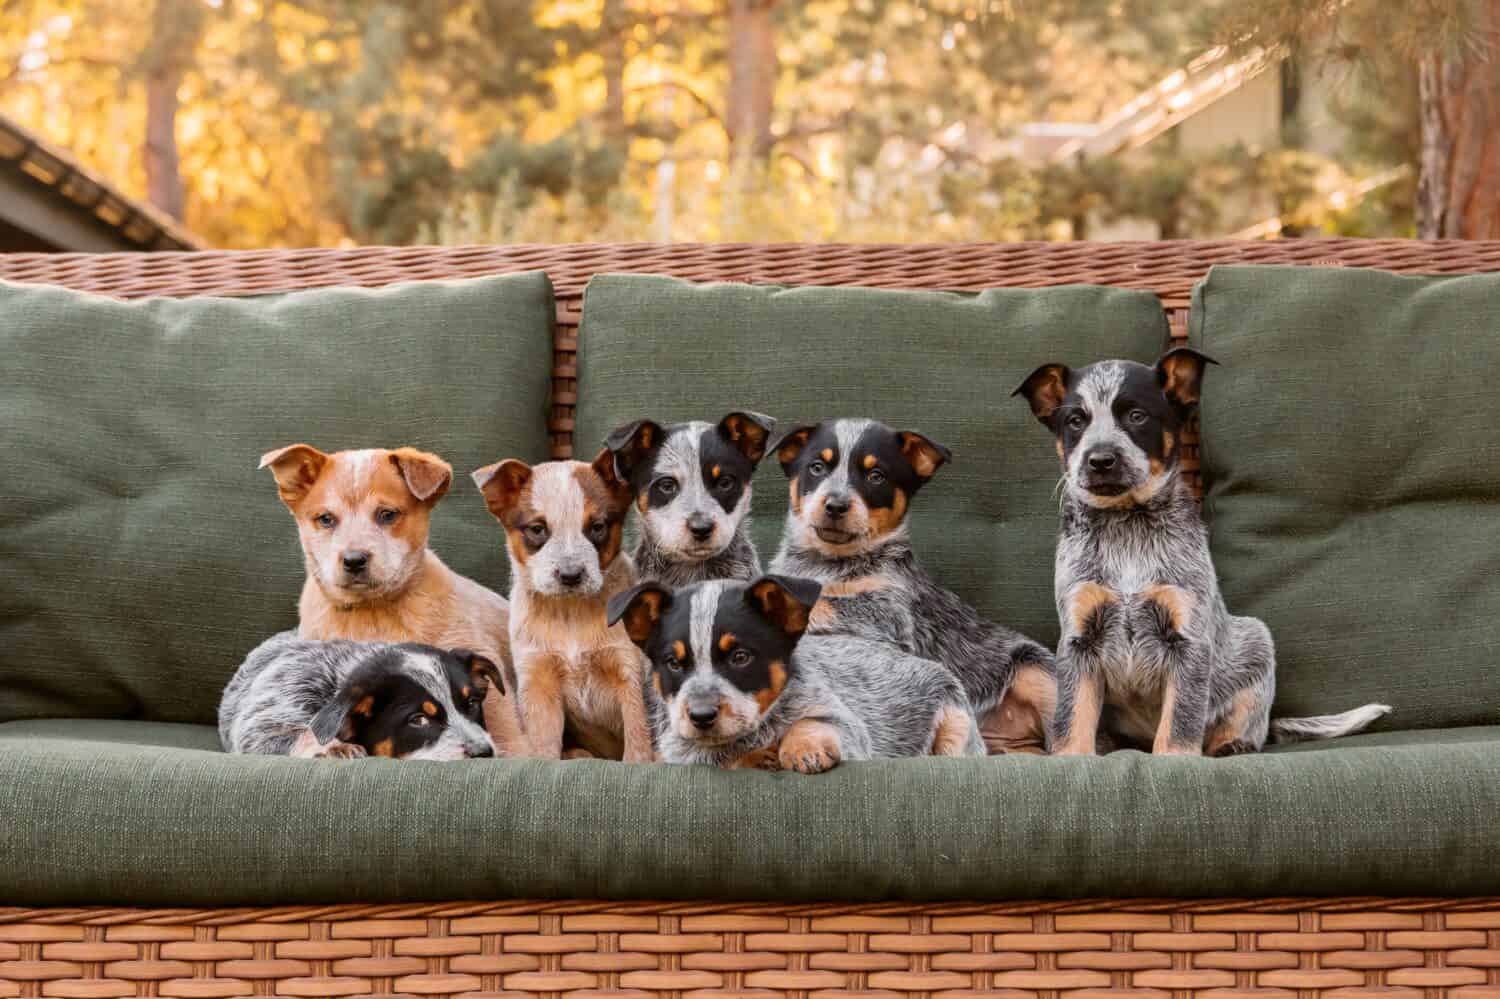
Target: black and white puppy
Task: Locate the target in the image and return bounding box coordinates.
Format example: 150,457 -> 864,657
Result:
1015,347 -> 1390,755
767,419 -> 1058,753
607,576 -> 982,772
219,631 -> 501,759
605,412 -> 776,586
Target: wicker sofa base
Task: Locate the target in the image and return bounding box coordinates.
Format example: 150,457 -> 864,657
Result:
3,899 -> 1499,998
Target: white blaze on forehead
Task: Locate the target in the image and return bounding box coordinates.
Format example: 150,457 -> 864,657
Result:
528,462 -> 589,531
410,651 -> 452,702
814,418 -> 872,494
656,422 -> 713,511
688,581 -> 726,668
339,449 -> 382,496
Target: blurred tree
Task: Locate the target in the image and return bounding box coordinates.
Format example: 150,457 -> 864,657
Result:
140,0 -> 206,219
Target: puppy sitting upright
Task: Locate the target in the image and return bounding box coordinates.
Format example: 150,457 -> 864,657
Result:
768,419 -> 1058,753
604,411 -> 776,586
608,575 -> 982,772
1015,348 -> 1390,755
473,449 -> 651,761
260,444 -> 522,753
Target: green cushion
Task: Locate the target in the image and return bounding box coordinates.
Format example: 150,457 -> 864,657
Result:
1190,265 -> 1500,731
0,274 -> 555,725
3,718 -> 1498,905
576,276 -> 1169,645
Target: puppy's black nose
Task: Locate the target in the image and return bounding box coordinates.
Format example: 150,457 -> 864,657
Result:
688,705 -> 719,730
687,515 -> 714,541
1086,451 -> 1118,473
470,744 -> 495,759
558,567 -> 585,587
823,495 -> 851,519
341,551 -> 370,574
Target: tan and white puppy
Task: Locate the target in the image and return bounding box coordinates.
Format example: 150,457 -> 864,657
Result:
472,449 -> 652,762
259,444 -> 522,754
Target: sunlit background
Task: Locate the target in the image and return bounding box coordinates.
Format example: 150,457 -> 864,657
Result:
1,1 -> 1488,248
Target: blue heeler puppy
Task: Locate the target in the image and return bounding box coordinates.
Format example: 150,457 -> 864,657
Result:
1014,347 -> 1390,755
605,412 -> 776,586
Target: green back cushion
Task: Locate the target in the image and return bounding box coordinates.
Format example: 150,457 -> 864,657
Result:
1191,265 -> 1500,731
0,273 -> 554,725
577,275 -> 1169,645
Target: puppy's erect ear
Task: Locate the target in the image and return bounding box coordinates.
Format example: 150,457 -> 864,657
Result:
453,649 -> 503,695
607,582 -> 673,647
896,430 -> 951,486
472,459 -> 532,520
1154,347 -> 1219,415
717,411 -> 777,465
389,448 -> 453,503
258,443 -> 330,505
744,574 -> 823,637
604,419 -> 664,480
589,447 -> 633,510
768,424 -> 817,476
1012,364 -> 1072,426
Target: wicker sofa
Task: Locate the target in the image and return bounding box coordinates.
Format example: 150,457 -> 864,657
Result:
2,239 -> 1499,998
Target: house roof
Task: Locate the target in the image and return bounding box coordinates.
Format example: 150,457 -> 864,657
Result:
0,113 -> 203,251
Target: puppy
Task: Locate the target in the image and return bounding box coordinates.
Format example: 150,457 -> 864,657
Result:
608,575 -> 983,772
259,444 -> 523,753
219,630 -> 500,759
604,411 -> 776,586
1015,347 -> 1390,755
767,419 -> 1058,753
472,449 -> 652,761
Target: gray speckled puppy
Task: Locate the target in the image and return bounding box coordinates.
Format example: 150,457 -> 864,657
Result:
604,412 -> 776,587
608,575 -> 983,772
219,631 -> 500,759
1016,347 -> 1390,755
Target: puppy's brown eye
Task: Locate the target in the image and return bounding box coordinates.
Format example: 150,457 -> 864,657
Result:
375,508 -> 400,526
656,477 -> 678,496
1065,413 -> 1087,432
1127,409 -> 1148,426
664,655 -> 683,672
587,520 -> 609,542
313,513 -> 337,529
866,469 -> 886,486
525,522 -> 549,543
408,713 -> 431,728
808,460 -> 827,476
728,648 -> 753,668
714,474 -> 735,492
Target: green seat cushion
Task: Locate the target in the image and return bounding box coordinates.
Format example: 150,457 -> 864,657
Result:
2,719 -> 1498,905
576,276 -> 1170,646
1191,265 -> 1500,731
0,274 -> 555,725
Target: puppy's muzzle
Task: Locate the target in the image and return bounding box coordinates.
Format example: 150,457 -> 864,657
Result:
1081,448 -> 1130,496
687,704 -> 719,730
556,565 -> 586,589
687,514 -> 715,542
341,550 -> 370,575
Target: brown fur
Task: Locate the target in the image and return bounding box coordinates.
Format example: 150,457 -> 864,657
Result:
778,718 -> 842,774
754,660 -> 789,713
263,444 -> 523,756
930,704 -> 975,756
1069,581 -> 1119,633
978,662 -> 1055,754
1142,583 -> 1193,635
1206,686 -> 1267,756
1153,673 -> 1202,756
1056,672 -> 1103,756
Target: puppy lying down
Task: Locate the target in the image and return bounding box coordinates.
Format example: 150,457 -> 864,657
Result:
219,632 -> 501,759
610,575 -> 984,772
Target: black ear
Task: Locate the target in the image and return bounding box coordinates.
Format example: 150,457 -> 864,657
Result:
454,649 -> 504,696
607,581 -> 673,646
309,664 -> 396,745
896,430 -> 952,486
604,419 -> 665,480
767,424 -> 817,476
716,411 -> 776,465
1154,347 -> 1218,416
744,574 -> 823,637
1012,364 -> 1072,426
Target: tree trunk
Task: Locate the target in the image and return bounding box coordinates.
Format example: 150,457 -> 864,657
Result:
726,0 -> 777,161
1417,0 -> 1500,238
145,62 -> 185,220
601,0 -> 627,141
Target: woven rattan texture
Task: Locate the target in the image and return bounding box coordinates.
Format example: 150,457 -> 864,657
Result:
3,900 -> 1499,997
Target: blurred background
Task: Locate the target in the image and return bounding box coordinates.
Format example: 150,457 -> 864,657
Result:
0,1 -> 1492,249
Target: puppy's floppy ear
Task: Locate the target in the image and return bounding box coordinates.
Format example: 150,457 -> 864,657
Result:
589,447 -> 633,509
896,430 -> 951,485
744,574 -> 823,637
604,419 -> 664,480
1012,364 -> 1072,426
607,582 -> 673,646
1154,347 -> 1218,415
389,448 -> 453,503
768,424 -> 817,476
258,443 -> 329,505
717,411 -> 776,465
453,649 -> 503,695
472,459 -> 532,520
308,663 -> 395,746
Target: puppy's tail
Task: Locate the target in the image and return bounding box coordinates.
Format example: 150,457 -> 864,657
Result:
1268,703 -> 1392,744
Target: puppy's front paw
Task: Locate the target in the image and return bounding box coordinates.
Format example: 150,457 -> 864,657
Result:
561,747 -> 595,761
317,741 -> 367,759
729,745 -> 782,771
778,728 -> 841,774
622,744 -> 655,764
